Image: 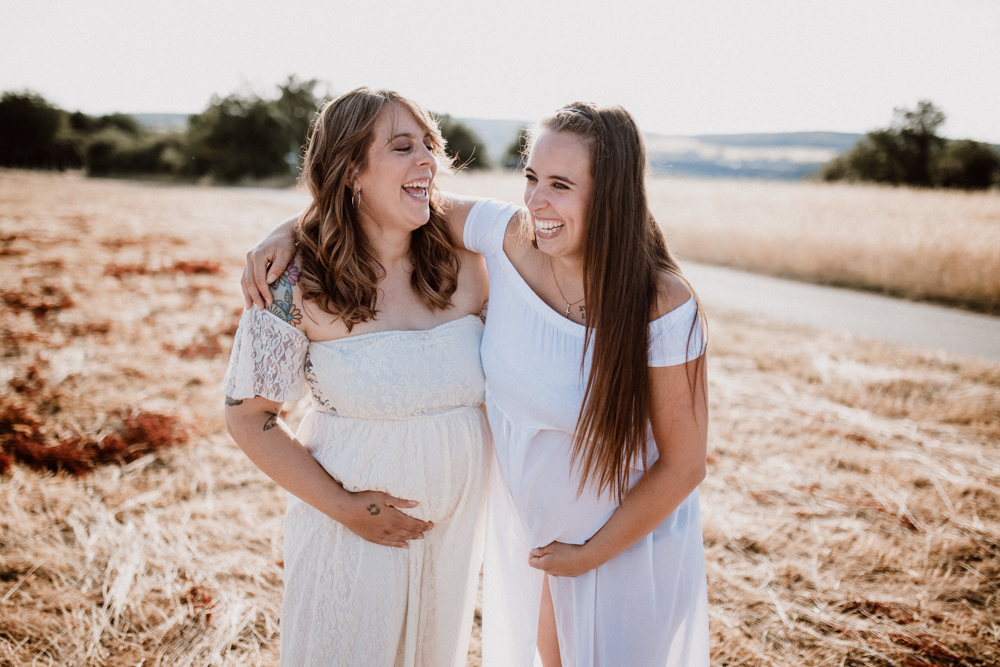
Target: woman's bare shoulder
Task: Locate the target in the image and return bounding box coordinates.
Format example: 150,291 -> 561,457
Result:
502,207 -> 531,254
651,270 -> 694,321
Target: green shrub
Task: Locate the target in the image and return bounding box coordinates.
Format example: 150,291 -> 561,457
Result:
821,101 -> 997,189
85,130 -> 183,177
935,140 -> 1000,190
184,77 -> 320,183
0,91 -> 78,169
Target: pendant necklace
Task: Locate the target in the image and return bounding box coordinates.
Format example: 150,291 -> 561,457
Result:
549,256 -> 584,318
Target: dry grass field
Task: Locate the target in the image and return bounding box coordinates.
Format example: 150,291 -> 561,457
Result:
2,169 -> 999,666
443,171 -> 1000,314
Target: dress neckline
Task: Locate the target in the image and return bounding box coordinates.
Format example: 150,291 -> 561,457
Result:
497,225 -> 587,336
493,210 -> 695,335
251,308 -> 481,345
311,313 -> 482,346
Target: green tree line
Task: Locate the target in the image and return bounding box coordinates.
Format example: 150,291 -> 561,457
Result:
0,78 -> 490,183
822,101 -> 1000,190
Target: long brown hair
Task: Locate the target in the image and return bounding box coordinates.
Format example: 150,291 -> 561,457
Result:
528,103 -> 707,502
295,88 -> 459,330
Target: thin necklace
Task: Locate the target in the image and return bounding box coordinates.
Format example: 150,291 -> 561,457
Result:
549,255 -> 584,318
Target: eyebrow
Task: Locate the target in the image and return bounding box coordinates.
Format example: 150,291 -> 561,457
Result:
524,166 -> 576,185
386,131 -> 433,143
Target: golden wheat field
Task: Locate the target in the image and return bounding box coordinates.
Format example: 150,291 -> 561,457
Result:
1,169 -> 999,666
444,171 -> 1000,314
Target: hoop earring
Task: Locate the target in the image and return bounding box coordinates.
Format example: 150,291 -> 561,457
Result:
352,188 -> 362,208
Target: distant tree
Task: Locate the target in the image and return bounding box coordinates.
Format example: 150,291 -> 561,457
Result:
274,76 -> 320,165
821,100 -> 969,188
85,130 -> 184,177
503,126 -> 530,169
0,91 -> 77,169
93,112 -> 143,136
185,77 -> 321,183
68,110 -> 98,134
935,140 -> 1000,190
433,114 -> 491,170
185,94 -> 288,182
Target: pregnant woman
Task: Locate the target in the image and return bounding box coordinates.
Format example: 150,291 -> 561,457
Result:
224,88 -> 490,666
245,102 -> 710,666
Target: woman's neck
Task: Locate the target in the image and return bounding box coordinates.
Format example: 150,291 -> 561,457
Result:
547,251 -> 585,283
362,217 -> 412,269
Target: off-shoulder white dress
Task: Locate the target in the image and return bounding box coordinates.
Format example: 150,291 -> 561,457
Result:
464,199 -> 711,667
223,310 -> 490,667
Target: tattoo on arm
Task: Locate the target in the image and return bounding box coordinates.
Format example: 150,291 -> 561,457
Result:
263,412 -> 279,431
265,261 -> 303,327
366,503 -> 381,516
225,395 -> 244,406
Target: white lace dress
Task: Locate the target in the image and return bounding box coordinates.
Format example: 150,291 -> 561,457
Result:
222,309 -> 490,667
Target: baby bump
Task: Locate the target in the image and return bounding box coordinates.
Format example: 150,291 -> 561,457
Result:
499,428 -> 619,547
296,406 -> 490,523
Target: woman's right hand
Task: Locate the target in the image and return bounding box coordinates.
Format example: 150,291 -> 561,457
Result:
242,215 -> 299,310
339,490 -> 433,548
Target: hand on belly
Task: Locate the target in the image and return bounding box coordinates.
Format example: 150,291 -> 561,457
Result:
528,541 -> 601,578
337,488 -> 434,549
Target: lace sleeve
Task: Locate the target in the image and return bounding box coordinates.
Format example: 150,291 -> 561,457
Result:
222,307 -> 309,402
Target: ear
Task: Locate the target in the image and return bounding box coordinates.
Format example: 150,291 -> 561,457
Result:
348,165 -> 362,193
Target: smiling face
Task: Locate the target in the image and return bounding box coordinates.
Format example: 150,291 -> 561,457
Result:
524,129 -> 594,262
353,104 -> 438,234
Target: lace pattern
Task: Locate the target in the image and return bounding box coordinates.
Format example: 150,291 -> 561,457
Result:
222,307 -> 309,402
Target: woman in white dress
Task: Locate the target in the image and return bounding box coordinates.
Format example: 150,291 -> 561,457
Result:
224,88 -> 491,666
245,103 -> 710,666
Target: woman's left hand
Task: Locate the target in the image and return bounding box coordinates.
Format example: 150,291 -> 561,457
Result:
528,541 -> 598,578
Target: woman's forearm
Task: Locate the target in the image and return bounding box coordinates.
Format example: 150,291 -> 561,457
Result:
583,456 -> 706,569
225,404 -> 352,520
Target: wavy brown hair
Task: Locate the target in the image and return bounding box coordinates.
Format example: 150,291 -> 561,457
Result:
527,103 -> 707,502
295,88 -> 459,330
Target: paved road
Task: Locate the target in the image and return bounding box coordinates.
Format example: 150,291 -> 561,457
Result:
684,263 -> 1000,362
236,187 -> 1000,363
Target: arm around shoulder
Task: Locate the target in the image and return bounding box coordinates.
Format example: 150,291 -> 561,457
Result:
439,192 -> 482,250
242,213 -> 300,311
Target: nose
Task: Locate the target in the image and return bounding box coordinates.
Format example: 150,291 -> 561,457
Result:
414,143 -> 434,166
525,182 -> 547,213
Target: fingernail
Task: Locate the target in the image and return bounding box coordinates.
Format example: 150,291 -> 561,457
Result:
530,548 -> 540,556
416,534 -> 424,540
267,273 -> 276,283
407,500 -> 418,507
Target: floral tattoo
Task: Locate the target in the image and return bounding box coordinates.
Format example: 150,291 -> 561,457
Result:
266,261 -> 303,327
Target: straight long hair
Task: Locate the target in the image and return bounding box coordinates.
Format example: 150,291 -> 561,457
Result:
529,103 -> 706,502
296,88 -> 459,330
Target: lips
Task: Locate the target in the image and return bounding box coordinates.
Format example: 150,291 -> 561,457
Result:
402,179 -> 429,200
534,218 -> 564,237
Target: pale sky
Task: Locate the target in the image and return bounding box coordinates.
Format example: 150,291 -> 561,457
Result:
2,0 -> 998,142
